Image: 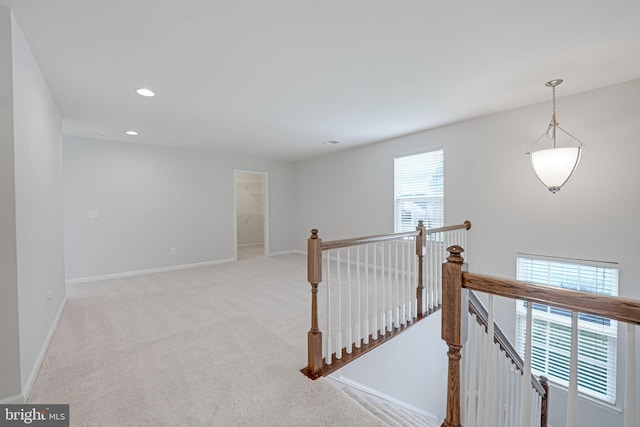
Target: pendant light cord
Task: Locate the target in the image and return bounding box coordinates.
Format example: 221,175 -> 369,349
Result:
525,80 -> 584,154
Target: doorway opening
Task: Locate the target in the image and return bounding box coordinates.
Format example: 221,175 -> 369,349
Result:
234,171 -> 268,260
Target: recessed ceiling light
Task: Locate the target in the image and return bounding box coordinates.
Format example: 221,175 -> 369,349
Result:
125,130 -> 139,136
323,140 -> 340,146
136,88 -> 155,97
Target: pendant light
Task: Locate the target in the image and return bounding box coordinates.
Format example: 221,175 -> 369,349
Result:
527,79 -> 583,193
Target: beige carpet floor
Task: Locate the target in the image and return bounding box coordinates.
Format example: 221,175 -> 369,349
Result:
29,254 -> 387,426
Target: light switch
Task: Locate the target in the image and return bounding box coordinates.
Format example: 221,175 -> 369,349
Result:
89,210 -> 99,219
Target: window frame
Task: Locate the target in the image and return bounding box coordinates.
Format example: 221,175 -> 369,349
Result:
515,253 -> 619,405
393,149 -> 444,233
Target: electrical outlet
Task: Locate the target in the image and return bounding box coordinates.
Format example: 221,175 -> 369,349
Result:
170,248 -> 176,255
88,210 -> 99,219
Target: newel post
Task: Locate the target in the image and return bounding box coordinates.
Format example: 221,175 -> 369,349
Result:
540,376 -> 549,427
416,220 -> 425,317
441,245 -> 468,427
306,229 -> 323,377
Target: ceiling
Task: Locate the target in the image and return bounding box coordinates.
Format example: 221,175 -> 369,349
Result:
2,1 -> 640,162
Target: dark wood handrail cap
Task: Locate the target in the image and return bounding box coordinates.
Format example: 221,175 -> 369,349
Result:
446,245 -> 465,263
310,229 -> 319,239
464,220 -> 472,230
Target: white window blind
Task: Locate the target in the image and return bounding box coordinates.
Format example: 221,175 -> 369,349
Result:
394,149 -> 444,233
515,254 -> 619,404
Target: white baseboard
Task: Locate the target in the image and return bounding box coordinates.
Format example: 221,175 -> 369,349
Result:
0,394 -> 25,404
238,243 -> 264,248
268,249 -> 304,257
329,373 -> 438,420
65,258 -> 236,285
21,296 -> 68,402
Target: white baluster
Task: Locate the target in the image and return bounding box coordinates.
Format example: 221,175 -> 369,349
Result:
406,240 -> 410,321
463,228 -> 468,264
336,249 -> 342,359
508,362 -> 516,427
405,240 -> 410,321
380,243 -> 386,336
355,246 -> 361,348
466,315 -> 478,426
326,252 -> 332,364
514,361 -> 522,427
409,241 -> 414,319
394,240 -> 400,327
567,311 -> 578,427
364,245 -> 370,345
401,240 -> 407,325
373,243 -> 379,340
533,391 -> 541,427
439,232 -> 445,307
411,239 -> 424,317
625,324 -> 637,427
520,303 -> 533,426
484,295 -> 496,427
346,248 -> 353,354
429,237 -> 435,311
431,235 -> 435,308
424,237 -> 430,312
461,324 -> 468,426
497,351 -> 506,427
433,233 -> 447,307
477,317 -> 486,425
434,236 -> 439,308
387,241 -> 392,332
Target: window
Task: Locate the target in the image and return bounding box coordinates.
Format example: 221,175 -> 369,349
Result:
394,149 -> 444,232
515,254 -> 619,404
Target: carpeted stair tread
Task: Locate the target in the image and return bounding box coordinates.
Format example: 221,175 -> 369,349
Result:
341,385 -> 440,427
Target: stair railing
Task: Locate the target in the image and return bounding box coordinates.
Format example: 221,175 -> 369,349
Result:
441,245 -> 640,427
464,291 -> 548,427
303,220 -> 471,379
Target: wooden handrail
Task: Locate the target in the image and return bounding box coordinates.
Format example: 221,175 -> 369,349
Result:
468,291 -> 545,397
320,220 -> 471,251
463,272 -> 640,326
425,220 -> 472,234
321,230 -> 419,251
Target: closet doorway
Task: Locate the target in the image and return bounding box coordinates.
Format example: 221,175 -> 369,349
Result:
234,171 -> 268,260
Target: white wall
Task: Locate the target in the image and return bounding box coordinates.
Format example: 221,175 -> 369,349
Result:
0,8 -> 65,402
294,79 -> 640,426
332,311 -> 448,420
0,5 -> 21,402
63,138 -> 296,280
12,12 -> 66,396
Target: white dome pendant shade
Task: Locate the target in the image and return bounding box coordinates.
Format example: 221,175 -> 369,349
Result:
530,146 -> 582,193
527,79 -> 584,193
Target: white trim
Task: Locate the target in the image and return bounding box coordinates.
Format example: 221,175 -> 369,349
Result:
516,252 -> 619,268
269,249 -> 303,257
0,394 -> 25,404
547,381 -> 623,414
21,296 -> 68,402
65,258 -> 236,285
329,373 -> 438,420
237,243 -> 264,248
